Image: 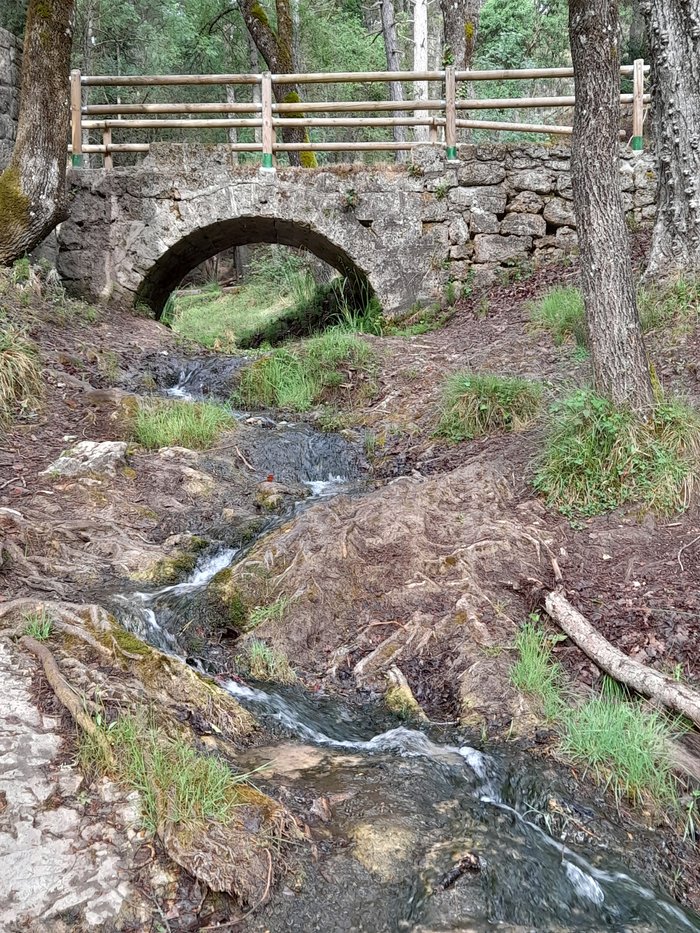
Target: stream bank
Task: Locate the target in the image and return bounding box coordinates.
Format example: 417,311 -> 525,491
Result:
2,263 -> 700,929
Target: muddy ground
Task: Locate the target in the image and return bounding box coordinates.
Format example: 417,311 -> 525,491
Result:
2,246 -> 700,926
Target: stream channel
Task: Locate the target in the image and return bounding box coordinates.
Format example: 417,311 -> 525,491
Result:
111,361 -> 700,932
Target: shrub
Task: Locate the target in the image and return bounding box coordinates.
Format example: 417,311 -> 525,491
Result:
530,286 -> 587,347
533,390 -> 700,516
130,399 -> 234,449
0,326 -> 42,426
436,372 -> 544,442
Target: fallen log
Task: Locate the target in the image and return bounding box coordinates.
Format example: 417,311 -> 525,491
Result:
544,589 -> 700,730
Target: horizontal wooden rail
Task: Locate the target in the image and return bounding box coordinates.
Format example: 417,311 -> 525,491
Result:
70,61 -> 650,167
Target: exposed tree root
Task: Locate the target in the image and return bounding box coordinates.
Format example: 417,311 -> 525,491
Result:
544,588 -> 700,729
19,635 -> 113,766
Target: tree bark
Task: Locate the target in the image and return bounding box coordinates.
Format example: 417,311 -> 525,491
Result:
569,0 -> 654,412
379,0 -> 407,159
439,0 -> 481,70
545,590 -> 700,730
0,0 -> 74,264
413,0 -> 429,143
640,0 -> 700,280
238,0 -> 315,166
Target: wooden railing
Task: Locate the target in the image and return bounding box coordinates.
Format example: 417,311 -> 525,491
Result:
69,62 -> 650,169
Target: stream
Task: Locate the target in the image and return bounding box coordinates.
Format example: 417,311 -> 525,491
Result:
112,361 -> 700,932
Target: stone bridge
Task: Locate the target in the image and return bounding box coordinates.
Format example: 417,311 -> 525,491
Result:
57,142 -> 656,317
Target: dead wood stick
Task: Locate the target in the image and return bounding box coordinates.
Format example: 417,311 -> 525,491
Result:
20,635 -> 113,765
544,589 -> 700,729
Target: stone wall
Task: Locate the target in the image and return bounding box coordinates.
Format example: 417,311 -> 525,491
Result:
58,142 -> 657,315
0,28 -> 21,170
414,142 -> 656,285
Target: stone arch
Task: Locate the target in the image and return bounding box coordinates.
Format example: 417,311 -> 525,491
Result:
135,215 -> 374,318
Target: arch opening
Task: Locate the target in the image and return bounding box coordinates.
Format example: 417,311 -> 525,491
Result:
135,216 -> 375,320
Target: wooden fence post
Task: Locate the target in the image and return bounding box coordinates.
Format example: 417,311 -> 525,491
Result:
261,73 -> 274,169
70,69 -> 83,167
103,127 -> 113,170
445,65 -> 457,160
632,58 -> 644,151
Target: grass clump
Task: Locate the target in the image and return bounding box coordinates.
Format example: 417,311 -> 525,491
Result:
533,390 -> 700,516
436,372 -> 544,442
530,286 -> 587,348
510,620 -> 564,719
0,325 -> 42,426
130,399 -> 234,449
561,679 -> 678,805
236,330 -> 374,412
22,610 -> 53,641
81,712 -> 249,833
638,276 -> 700,333
238,639 -> 297,684
248,596 -> 290,630
510,619 -> 679,807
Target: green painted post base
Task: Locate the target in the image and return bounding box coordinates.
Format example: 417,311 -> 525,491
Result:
71,154 -> 84,168
631,136 -> 644,152
446,146 -> 458,160
261,153 -> 274,169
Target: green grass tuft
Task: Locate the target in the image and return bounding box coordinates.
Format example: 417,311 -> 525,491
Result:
22,610 -> 53,641
510,621 -> 564,719
236,330 -> 374,412
638,276 -> 700,333
510,621 -> 679,807
238,639 -> 297,684
436,372 -> 544,442
130,399 -> 234,450
534,390 -> 700,516
530,286 -> 587,347
81,712 -> 250,833
0,325 -> 42,426
248,596 -> 291,630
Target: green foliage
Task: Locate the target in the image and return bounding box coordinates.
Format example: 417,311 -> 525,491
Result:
0,323 -> 42,426
561,679 -> 678,805
130,399 -> 234,449
530,286 -> 587,347
22,611 -> 53,641
238,639 -> 297,683
511,621 -> 679,807
248,596 -> 290,629
510,619 -> 564,718
12,256 -> 31,284
383,303 -> 454,337
236,330 -> 374,411
533,390 -> 700,516
437,372 -> 543,442
638,277 -> 700,333
81,712 -> 251,833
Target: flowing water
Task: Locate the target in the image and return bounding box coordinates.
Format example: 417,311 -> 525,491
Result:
111,364 -> 700,932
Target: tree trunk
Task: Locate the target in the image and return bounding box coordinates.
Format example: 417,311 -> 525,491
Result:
379,0 -> 407,160
569,0 -> 654,412
640,0 -> 700,280
238,0 -> 315,167
413,0 -> 429,143
439,0 -> 480,69
0,0 -> 74,264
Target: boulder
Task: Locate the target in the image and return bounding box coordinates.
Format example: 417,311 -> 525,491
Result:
40,441 -> 128,478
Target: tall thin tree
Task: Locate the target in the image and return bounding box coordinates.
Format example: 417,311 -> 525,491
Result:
379,0 -> 408,157
569,0 -> 654,412
639,0 -> 700,280
0,0 -> 75,263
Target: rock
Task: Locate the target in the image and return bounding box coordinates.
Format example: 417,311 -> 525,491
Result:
500,212 -> 546,237
510,169 -> 555,194
351,822 -> 418,882
507,190 -> 544,214
470,209 -> 500,235
448,184 -> 508,215
255,480 -> 309,512
473,234 -> 533,263
555,226 -> 578,249
543,197 -> 576,227
457,161 -> 506,186
40,441 -> 128,478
